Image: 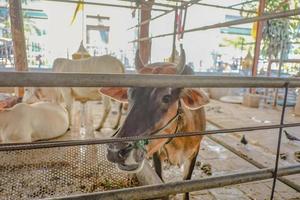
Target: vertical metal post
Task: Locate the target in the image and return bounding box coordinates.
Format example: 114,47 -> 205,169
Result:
171,6 -> 178,62
180,5 -> 188,40
270,82 -> 289,199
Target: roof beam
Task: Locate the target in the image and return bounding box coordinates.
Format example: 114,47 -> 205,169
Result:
127,0 -> 201,30
119,0 -> 176,9
130,8 -> 300,43
228,0 -> 258,8
43,0 -> 170,12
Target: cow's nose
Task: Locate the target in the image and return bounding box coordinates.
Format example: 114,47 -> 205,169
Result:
106,143 -> 133,163
106,149 -> 120,163
106,150 -> 116,163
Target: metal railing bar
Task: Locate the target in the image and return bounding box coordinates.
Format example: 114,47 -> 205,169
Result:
129,8 -> 300,42
127,0 -> 201,30
167,0 -> 257,13
118,0 -> 177,9
47,164 -> 300,200
0,72 -> 300,88
43,0 -> 170,12
0,123 -> 299,151
207,118 -> 300,192
228,0 -> 258,8
207,135 -> 300,192
271,83 -> 289,199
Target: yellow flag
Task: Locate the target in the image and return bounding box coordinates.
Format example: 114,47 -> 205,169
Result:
251,9 -> 259,39
251,22 -> 257,39
71,0 -> 84,25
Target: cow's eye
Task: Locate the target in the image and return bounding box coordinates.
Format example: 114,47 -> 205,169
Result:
162,95 -> 171,104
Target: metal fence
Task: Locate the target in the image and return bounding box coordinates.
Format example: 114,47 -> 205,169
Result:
2,1 -> 300,199
0,72 -> 300,199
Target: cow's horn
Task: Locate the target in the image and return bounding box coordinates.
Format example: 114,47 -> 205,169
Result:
135,49 -> 145,71
176,45 -> 186,74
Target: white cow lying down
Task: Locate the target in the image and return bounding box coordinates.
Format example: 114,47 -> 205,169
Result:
23,55 -> 125,131
0,102 -> 69,143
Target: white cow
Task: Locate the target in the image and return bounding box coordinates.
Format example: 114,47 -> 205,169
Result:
23,55 -> 125,131
0,102 -> 69,143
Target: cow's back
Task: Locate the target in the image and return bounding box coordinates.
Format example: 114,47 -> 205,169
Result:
52,55 -> 125,101
29,102 -> 69,141
0,102 -> 69,142
53,55 -> 124,73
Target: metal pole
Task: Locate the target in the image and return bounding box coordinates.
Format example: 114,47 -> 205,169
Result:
270,59 -> 300,63
0,123 -> 299,151
46,165 -> 300,200
229,0 -> 258,8
128,6 -> 174,30
207,132 -> 300,192
127,0 -> 201,30
168,0 -> 256,14
180,5 -> 188,40
270,83 -> 289,199
43,0 -> 169,12
1,72 -> 300,88
119,0 -> 176,9
171,7 -> 178,62
129,8 -> 300,43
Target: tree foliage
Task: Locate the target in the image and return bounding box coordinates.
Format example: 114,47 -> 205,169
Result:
241,0 -> 300,58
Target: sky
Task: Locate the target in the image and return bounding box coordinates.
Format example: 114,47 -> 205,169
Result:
21,0 -> 254,70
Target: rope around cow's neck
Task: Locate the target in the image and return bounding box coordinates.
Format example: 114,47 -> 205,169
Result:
111,101 -> 184,151
138,100 -> 184,151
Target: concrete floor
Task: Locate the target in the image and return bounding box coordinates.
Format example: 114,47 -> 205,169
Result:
63,99 -> 300,200
1,94 -> 299,199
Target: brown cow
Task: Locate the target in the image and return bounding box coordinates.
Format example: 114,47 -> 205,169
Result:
99,47 -> 209,200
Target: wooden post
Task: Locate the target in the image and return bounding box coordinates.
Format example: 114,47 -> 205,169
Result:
139,0 -> 154,65
251,0 -> 265,78
9,0 -> 28,97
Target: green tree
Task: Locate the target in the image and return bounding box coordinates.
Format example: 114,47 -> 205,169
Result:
241,0 -> 300,59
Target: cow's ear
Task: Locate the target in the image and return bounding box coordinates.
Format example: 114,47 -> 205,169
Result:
180,88 -> 209,110
99,87 -> 128,103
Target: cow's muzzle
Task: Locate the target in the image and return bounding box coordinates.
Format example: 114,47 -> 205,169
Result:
106,142 -> 145,172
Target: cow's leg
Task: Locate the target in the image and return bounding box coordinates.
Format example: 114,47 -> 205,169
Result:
153,152 -> 169,200
60,88 -> 73,129
96,96 -> 111,131
153,152 -> 163,180
182,152 -> 198,200
123,103 -> 128,112
80,102 -> 86,130
112,102 -> 123,129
